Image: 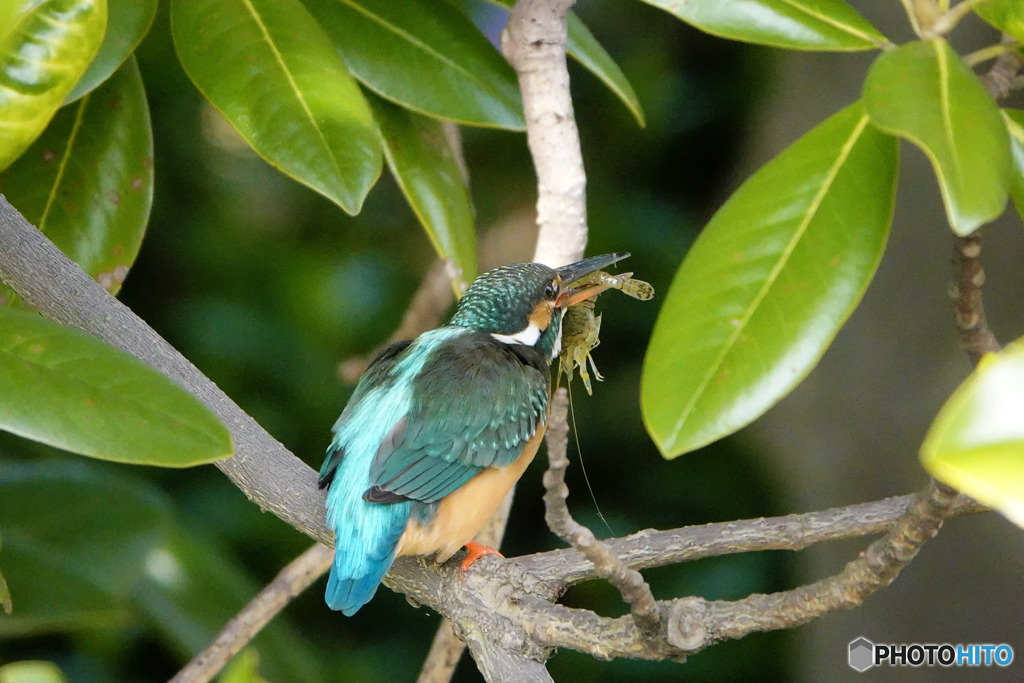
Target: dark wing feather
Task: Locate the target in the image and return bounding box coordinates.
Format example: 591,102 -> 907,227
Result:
367,333 -> 549,504
318,340 -> 411,489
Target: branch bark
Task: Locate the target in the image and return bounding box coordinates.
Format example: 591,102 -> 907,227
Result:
502,0 -> 586,268
0,195 -> 331,545
170,544 -> 333,683
541,390 -> 662,636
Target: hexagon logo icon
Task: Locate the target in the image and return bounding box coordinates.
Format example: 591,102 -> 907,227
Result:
849,637 -> 875,672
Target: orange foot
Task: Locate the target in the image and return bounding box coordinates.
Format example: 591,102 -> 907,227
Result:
460,539 -> 504,575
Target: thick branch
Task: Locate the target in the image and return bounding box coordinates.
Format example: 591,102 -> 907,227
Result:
0,195 -> 331,545
502,0 -> 586,267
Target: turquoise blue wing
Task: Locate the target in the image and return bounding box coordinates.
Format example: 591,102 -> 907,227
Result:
318,340 -> 411,489
367,335 -> 549,504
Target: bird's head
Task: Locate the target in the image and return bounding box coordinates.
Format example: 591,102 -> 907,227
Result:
450,252 -> 630,360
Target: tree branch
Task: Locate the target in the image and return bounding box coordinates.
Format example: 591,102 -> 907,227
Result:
0,195 -> 332,545
951,233 -> 1001,363
170,544 -> 333,683
541,389 -> 662,636
502,0 -> 586,267
510,480 -> 967,661
518,489 -> 984,589
980,34 -> 1024,100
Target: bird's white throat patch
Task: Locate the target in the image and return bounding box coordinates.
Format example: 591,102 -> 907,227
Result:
491,322 -> 542,347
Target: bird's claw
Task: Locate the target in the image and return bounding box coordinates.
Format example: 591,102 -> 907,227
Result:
460,539 -> 503,577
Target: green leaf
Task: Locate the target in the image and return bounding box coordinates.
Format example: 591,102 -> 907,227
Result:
468,0 -> 644,126
0,308 -> 232,466
921,337 -> 1024,529
640,0 -> 888,51
0,0 -> 107,169
369,95 -> 477,294
642,104 -> 897,457
0,56 -> 153,307
1003,109 -> 1024,220
65,0 -> 157,103
863,39 -> 1010,235
976,0 -> 1024,44
0,661 -> 68,683
0,461 -> 173,635
171,0 -> 382,214
566,12 -> 645,127
305,0 -> 524,130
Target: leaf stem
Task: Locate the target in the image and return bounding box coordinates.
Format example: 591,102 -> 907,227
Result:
963,42 -> 1020,68
931,0 -> 986,36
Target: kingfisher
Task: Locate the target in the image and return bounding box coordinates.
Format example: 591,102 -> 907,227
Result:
319,252 -> 629,615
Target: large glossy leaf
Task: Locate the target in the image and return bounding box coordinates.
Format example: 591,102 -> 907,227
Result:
0,308 -> 232,466
0,461 -> 173,635
305,0 -> 523,129
171,0 -> 381,214
0,0 -> 107,169
0,661 -> 68,683
640,0 -> 888,51
921,337 -> 1024,529
863,39 -> 1010,235
642,104 -> 897,457
977,0 -> 1024,44
65,0 -> 157,102
0,57 -> 153,307
1003,109 -> 1024,220
370,95 -> 477,294
473,0 -> 645,127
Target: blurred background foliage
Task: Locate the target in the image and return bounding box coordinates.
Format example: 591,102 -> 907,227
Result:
3,1 -> 1022,682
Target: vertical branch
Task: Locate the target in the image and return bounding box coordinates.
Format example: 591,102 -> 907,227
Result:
501,0 -> 586,267
542,389 -> 663,636
951,234 -> 1001,364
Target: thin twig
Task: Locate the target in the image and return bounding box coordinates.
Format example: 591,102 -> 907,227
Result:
542,389 -> 662,636
980,34 -> 1024,100
170,544 -> 334,682
696,479 -> 960,644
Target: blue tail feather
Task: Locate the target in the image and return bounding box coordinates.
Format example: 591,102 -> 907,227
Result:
325,487 -> 411,615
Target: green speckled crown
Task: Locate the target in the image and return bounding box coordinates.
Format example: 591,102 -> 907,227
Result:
449,262 -> 556,335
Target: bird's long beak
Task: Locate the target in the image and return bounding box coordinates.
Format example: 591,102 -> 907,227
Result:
555,252 -> 630,307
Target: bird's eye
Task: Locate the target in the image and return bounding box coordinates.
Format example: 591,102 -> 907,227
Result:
545,280 -> 558,300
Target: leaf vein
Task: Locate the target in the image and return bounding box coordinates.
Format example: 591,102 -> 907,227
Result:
667,114 -> 870,446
